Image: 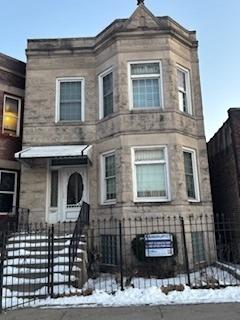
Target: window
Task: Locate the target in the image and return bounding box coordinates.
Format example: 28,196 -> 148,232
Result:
101,152 -> 116,203
192,231 -> 205,263
67,172 -> 83,206
0,171 -> 17,212
99,69 -> 113,118
129,61 -> 162,109
56,78 -> 84,122
2,95 -> 21,137
50,170 -> 58,207
177,66 -> 192,114
183,148 -> 200,201
101,235 -> 118,265
132,147 -> 170,202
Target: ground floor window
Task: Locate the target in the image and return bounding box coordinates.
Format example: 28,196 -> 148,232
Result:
101,151 -> 116,204
192,231 -> 205,263
0,170 -> 17,212
101,234 -> 118,265
132,146 -> 170,202
50,170 -> 58,207
183,148 -> 200,201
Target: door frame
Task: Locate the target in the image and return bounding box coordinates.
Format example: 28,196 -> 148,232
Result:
47,163 -> 89,223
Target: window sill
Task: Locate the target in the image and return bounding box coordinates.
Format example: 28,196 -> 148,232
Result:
98,112 -> 115,123
188,199 -> 201,204
134,198 -> 171,204
130,107 -> 163,113
55,120 -> 84,125
101,201 -> 117,206
178,110 -> 195,119
0,133 -> 21,140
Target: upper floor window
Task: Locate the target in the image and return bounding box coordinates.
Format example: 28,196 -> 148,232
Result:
99,68 -> 113,119
177,66 -> 192,114
0,170 -> 17,212
56,78 -> 84,122
2,95 -> 21,137
183,148 -> 200,202
129,61 -> 162,109
101,151 -> 116,204
132,147 -> 170,202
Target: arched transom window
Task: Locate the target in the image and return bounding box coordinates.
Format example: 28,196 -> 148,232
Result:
67,172 -> 83,205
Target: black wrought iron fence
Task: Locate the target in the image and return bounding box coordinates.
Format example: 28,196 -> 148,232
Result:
0,213 -> 240,312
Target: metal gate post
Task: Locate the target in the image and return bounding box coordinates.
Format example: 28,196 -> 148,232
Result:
50,225 -> 55,298
180,217 -> 191,287
0,232 -> 7,313
118,221 -> 124,291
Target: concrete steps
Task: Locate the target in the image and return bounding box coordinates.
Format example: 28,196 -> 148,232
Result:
2,231 -> 87,300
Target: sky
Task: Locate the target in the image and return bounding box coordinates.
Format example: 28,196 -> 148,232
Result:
1,0 -> 240,141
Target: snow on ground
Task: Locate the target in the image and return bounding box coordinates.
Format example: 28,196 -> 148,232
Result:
21,286 -> 240,308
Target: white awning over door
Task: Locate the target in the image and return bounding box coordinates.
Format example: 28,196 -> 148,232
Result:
15,145 -> 92,161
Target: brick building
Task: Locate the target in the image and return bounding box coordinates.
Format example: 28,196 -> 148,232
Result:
16,2 -> 213,229
0,53 -> 25,222
208,108 -> 240,216
207,108 -> 240,260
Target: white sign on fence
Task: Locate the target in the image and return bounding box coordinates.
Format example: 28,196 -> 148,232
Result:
144,233 -> 174,257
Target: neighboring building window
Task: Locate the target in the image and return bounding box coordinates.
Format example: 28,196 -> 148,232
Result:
192,231 -> 205,263
132,147 -> 170,202
101,152 -> 116,203
129,61 -> 162,109
56,78 -> 84,122
50,170 -> 58,207
177,66 -> 192,114
99,69 -> 113,118
183,149 -> 200,201
101,235 -> 118,265
2,95 -> 21,137
0,171 -> 17,212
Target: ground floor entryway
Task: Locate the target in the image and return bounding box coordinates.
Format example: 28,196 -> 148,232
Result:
48,165 -> 88,223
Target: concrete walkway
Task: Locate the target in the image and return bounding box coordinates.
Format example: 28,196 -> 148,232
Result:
1,304 -> 240,320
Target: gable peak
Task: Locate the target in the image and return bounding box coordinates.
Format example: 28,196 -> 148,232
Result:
125,1 -> 160,30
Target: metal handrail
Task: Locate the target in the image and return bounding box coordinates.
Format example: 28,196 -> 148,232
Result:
68,202 -> 90,285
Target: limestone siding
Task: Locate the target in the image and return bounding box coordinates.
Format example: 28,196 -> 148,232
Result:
19,5 -> 213,223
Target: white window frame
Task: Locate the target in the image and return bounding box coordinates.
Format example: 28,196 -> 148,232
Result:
177,65 -> 192,115
55,77 -> 85,122
131,146 -> 170,202
2,94 -> 21,137
183,147 -> 200,202
0,170 -> 17,213
128,60 -> 164,110
99,67 -> 113,119
100,150 -> 117,205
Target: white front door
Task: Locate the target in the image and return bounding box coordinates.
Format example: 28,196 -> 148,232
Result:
61,167 -> 87,221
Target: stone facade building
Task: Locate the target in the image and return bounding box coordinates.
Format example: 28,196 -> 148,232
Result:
16,3 -> 213,227
0,53 -> 25,223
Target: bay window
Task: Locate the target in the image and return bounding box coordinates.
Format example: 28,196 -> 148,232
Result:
132,147 -> 170,202
101,151 -> 116,204
177,66 -> 192,114
183,148 -> 200,201
99,68 -> 113,118
129,61 -> 162,109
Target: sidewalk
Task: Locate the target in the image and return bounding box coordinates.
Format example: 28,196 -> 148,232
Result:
1,304 -> 240,320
